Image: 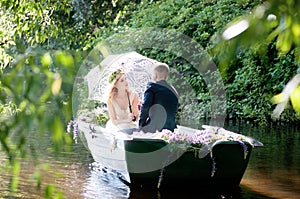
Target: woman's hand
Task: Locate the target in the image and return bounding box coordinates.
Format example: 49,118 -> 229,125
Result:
129,113 -> 136,122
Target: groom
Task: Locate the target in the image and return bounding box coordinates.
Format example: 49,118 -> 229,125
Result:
138,63 -> 179,133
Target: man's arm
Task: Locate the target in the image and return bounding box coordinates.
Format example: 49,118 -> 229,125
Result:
139,88 -> 154,127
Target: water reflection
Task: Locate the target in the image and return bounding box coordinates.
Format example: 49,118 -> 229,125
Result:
83,163 -> 130,199
0,124 -> 300,198
130,186 -> 245,199
228,123 -> 300,199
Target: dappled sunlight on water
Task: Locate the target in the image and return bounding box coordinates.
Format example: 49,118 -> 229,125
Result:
0,153 -> 90,198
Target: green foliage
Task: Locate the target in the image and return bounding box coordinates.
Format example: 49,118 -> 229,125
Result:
226,50 -> 298,123
121,0 -> 299,124
96,113 -> 109,126
96,111 -> 109,127
211,0 -> 300,122
0,0 -> 142,197
0,0 -> 70,45
1,0 -> 300,197
0,48 -> 80,196
213,0 -> 300,72
0,0 -> 139,65
128,0 -> 261,46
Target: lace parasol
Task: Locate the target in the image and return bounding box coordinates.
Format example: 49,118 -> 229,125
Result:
85,51 -> 158,102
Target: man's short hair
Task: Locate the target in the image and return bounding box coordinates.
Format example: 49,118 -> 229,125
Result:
153,63 -> 169,80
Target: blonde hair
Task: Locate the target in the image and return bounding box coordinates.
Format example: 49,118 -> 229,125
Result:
107,70 -> 125,103
153,63 -> 169,80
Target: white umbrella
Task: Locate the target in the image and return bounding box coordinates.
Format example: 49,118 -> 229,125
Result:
85,51 -> 158,103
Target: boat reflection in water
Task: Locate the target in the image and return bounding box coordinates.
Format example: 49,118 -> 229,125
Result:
84,160 -> 253,199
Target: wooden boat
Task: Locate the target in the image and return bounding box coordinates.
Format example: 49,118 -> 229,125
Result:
76,119 -> 263,189
125,138 -> 253,189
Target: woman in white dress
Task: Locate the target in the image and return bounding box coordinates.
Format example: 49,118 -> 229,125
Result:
106,69 -> 139,131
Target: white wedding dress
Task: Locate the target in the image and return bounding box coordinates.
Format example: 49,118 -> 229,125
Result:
105,92 -> 137,131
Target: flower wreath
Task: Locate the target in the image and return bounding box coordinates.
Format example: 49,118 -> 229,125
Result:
109,69 -> 125,83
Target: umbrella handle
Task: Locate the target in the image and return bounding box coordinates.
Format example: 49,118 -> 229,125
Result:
127,91 -> 136,122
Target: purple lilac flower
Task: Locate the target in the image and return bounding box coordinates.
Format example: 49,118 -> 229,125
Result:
191,130 -> 206,145
173,132 -> 187,144
73,122 -> 78,144
161,129 -> 191,144
192,129 -> 217,145
66,120 -> 79,143
161,129 -> 172,140
67,120 -> 73,133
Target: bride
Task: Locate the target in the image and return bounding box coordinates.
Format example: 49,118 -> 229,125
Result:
105,69 -> 139,131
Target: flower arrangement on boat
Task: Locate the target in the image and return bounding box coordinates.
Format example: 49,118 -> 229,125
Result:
159,127 -> 251,180
161,128 -> 250,159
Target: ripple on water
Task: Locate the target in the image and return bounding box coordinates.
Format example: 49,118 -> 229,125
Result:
82,163 -> 130,199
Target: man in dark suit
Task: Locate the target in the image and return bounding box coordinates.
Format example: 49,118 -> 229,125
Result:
139,63 -> 179,133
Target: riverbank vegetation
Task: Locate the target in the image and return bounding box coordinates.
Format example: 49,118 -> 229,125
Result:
1,0 -> 300,197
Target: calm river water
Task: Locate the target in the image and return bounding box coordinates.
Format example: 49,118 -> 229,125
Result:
0,123 -> 299,198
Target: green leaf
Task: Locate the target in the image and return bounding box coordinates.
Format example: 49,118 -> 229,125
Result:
10,161 -> 20,192
290,85 -> 300,114
41,53 -> 52,67
51,116 -> 64,152
276,30 -> 293,53
55,52 -> 74,68
44,185 -> 55,199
